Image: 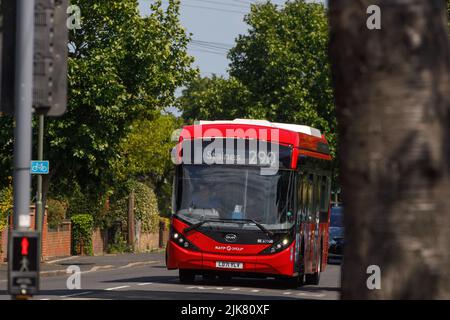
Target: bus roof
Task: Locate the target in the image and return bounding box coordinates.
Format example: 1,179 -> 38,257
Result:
180,119 -> 331,159
199,119 -> 323,138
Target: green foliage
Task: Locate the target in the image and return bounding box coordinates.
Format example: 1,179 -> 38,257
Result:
107,232 -> 131,254
71,214 -> 94,255
47,198 -> 68,229
448,0 -> 450,30
159,216 -> 171,231
177,75 -> 251,121
134,182 -> 160,233
0,117 -> 13,187
178,0 -> 336,157
114,114 -> 180,181
43,0 -> 196,198
0,178 -> 13,231
64,182 -> 109,228
113,114 -> 181,215
109,181 -> 160,233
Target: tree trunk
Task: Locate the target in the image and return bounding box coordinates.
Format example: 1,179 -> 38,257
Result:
329,0 -> 450,299
127,190 -> 135,250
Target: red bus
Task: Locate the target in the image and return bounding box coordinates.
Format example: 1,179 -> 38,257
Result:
166,119 -> 332,288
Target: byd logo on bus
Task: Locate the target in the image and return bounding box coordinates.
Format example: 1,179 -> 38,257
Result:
171,126 -> 281,175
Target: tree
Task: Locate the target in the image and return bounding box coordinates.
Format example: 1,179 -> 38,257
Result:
0,0 -> 197,208
329,0 -> 450,299
177,75 -> 251,121
112,114 -> 181,215
178,0 -> 336,156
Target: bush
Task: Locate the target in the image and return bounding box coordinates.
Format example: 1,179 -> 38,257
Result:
0,178 -> 13,232
134,182 -> 160,233
159,217 -> 171,231
109,181 -> 160,233
107,232 -> 131,254
47,198 -> 68,229
71,214 -> 94,256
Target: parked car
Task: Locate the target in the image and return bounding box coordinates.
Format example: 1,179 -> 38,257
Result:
328,205 -> 344,261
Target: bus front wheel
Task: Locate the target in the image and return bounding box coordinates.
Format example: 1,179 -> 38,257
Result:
179,269 -> 196,284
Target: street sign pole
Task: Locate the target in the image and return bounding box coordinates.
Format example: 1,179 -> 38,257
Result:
13,0 -> 35,231
35,114 -> 44,237
9,0 -> 36,299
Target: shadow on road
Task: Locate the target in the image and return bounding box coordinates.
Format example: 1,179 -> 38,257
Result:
101,274 -> 339,293
34,289 -> 305,300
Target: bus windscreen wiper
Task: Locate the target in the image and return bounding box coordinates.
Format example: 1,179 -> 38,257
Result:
184,218 -> 274,237
236,218 -> 274,237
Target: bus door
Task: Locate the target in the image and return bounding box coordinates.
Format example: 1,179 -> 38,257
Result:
312,174 -> 321,273
301,172 -> 314,274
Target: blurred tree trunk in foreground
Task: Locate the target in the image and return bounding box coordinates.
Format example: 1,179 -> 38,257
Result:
329,0 -> 450,299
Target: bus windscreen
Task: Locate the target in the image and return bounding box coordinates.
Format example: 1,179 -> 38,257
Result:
175,165 -> 296,231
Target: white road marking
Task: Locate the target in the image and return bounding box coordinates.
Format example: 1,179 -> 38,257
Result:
283,292 -> 292,295
251,289 -> 260,293
230,288 -> 240,291
137,282 -> 153,286
118,261 -> 158,269
105,285 -> 130,291
46,256 -> 78,264
296,292 -> 325,297
215,287 -> 223,290
59,291 -> 93,298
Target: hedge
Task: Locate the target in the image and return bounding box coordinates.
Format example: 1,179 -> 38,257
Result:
71,214 -> 94,256
0,179 -> 13,232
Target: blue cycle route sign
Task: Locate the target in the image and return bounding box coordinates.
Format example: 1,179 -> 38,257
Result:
30,161 -> 50,175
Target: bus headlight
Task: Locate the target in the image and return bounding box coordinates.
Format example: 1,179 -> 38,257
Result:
171,230 -> 199,251
260,237 -> 293,254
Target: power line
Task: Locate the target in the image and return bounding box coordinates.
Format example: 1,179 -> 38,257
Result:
178,3 -> 248,14
187,0 -> 249,9
191,40 -> 233,51
189,43 -> 229,53
189,48 -> 228,56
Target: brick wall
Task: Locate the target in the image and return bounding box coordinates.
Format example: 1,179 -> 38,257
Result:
136,232 -> 159,252
0,206 -> 71,262
44,221 -> 71,259
135,229 -> 169,253
92,228 -> 108,256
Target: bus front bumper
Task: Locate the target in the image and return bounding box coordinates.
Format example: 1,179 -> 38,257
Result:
166,240 -> 295,277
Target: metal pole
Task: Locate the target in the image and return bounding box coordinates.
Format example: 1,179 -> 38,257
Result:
35,115 -> 44,234
13,0 -> 35,231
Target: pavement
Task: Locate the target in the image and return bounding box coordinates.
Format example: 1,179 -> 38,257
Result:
0,251 -> 164,277
0,252 -> 341,300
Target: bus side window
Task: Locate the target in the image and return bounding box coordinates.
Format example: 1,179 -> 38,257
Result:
296,174 -> 301,219
319,176 -> 328,212
313,174 -> 321,221
319,175 -> 330,223
307,174 -> 314,221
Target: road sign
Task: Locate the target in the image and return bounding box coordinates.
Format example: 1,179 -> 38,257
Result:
8,231 -> 40,296
1,0 -> 69,116
0,0 -> 17,114
31,160 -> 49,175
33,0 -> 69,116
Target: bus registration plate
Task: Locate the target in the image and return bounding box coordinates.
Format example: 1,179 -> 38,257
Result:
216,261 -> 243,269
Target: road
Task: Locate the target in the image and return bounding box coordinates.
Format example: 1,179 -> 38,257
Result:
0,253 -> 341,300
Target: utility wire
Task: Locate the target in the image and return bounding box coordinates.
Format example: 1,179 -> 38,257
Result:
187,0 -> 249,9
180,3 -> 248,14
191,40 -> 233,50
189,48 -> 228,56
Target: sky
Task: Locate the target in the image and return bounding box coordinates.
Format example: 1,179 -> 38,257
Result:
138,0 -> 325,78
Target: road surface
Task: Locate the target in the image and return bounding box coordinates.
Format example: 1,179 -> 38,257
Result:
0,253 -> 341,300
